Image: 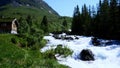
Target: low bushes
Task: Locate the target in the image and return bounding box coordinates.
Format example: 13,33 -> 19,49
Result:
55,44 -> 73,57
43,44 -> 73,59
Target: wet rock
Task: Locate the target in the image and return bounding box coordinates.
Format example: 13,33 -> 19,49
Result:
75,36 -> 79,39
53,34 -> 61,39
53,34 -> 74,41
105,41 -> 113,45
64,37 -> 74,40
105,40 -> 120,45
80,49 -> 95,61
91,37 -> 101,46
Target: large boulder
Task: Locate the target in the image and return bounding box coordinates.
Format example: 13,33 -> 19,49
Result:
80,49 -> 95,61
91,37 -> 101,46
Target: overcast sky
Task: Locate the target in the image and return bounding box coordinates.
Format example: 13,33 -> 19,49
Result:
44,0 -> 99,17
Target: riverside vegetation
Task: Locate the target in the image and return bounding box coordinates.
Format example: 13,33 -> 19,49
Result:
0,0 -> 71,68
0,9 -> 71,68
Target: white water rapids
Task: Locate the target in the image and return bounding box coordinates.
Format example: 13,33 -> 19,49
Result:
41,33 -> 120,68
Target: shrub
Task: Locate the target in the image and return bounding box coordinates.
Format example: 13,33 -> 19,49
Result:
18,39 -> 26,47
26,36 -> 36,47
55,44 -> 63,54
39,39 -> 47,48
43,44 -> 73,59
11,37 -> 17,44
55,45 -> 73,57
43,49 -> 56,59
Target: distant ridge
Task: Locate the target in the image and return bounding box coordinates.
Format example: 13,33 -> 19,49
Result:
0,0 -> 59,18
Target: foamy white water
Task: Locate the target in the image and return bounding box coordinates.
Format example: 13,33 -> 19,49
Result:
41,33 -> 120,68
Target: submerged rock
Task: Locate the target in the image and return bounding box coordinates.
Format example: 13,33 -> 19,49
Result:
91,37 -> 101,46
80,49 -> 95,61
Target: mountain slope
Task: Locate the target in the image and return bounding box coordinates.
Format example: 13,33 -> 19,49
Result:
0,0 -> 59,18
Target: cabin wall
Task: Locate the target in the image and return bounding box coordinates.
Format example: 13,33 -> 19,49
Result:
0,22 -> 11,33
0,18 -> 18,34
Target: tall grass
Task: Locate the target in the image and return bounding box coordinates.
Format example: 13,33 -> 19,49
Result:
0,34 -> 69,68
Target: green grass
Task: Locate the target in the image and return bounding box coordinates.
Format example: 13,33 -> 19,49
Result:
0,34 -> 26,67
0,34 -> 69,68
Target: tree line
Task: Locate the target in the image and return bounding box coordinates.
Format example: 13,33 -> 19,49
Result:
71,0 -> 120,40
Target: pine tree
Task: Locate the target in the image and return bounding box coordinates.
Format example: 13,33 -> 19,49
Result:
71,5 -> 83,35
18,17 -> 29,34
41,16 -> 48,33
93,0 -> 110,38
101,0 -> 110,37
88,6 -> 97,36
109,0 -> 119,39
81,4 -> 91,35
91,6 -> 96,18
62,19 -> 68,32
26,15 -> 32,27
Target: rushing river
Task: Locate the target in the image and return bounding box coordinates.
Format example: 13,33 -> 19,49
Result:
41,33 -> 120,68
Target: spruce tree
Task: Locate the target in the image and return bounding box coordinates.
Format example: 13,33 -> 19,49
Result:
71,5 -> 83,35
89,6 -> 96,36
18,17 -> 29,34
91,6 -> 96,18
81,4 -> 91,35
62,19 -> 68,32
41,16 -> 48,33
26,15 -> 32,27
101,0 -> 110,37
93,0 -> 110,38
110,0 -> 120,38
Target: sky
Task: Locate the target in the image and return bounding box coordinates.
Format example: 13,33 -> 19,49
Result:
44,0 -> 100,17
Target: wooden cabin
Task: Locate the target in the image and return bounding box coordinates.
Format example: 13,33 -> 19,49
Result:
0,18 -> 19,34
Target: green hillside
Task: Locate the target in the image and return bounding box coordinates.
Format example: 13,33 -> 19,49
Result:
0,0 -> 59,17
0,4 -> 57,18
0,0 -> 72,32
0,34 -> 69,68
0,0 -> 72,68
0,0 -> 59,26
